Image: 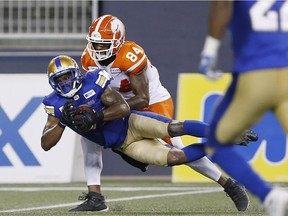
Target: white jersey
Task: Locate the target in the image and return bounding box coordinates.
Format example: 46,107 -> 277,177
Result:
81,41 -> 170,105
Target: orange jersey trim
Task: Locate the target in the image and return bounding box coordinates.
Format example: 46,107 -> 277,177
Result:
141,97 -> 174,118
81,48 -> 95,73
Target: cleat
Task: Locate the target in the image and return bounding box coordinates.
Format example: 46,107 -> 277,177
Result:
223,178 -> 249,211
264,188 -> 288,216
69,192 -> 109,212
236,129 -> 258,146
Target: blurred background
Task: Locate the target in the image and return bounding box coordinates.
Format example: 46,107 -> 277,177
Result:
0,0 -> 234,182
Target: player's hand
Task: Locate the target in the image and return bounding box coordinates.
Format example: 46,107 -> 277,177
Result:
60,100 -> 76,125
73,110 -> 104,132
235,130 -> 258,146
199,55 -> 224,80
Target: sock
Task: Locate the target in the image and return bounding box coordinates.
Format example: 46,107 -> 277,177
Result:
182,143 -> 206,162
212,145 -> 272,201
183,120 -> 208,137
170,136 -> 185,149
81,137 -> 103,185
186,156 -> 222,182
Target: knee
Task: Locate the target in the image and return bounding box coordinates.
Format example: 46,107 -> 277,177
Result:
167,149 -> 186,166
168,121 -> 184,137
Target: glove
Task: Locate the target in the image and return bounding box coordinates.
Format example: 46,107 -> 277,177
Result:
199,55 -> 224,80
235,129 -> 258,146
58,100 -> 76,128
73,110 -> 104,132
199,35 -> 223,80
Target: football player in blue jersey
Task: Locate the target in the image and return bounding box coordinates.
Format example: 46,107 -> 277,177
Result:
199,1 -> 288,216
41,55 -> 258,212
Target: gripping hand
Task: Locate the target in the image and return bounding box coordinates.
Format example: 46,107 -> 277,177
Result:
73,110 -> 104,132
199,55 -> 223,80
199,36 -> 223,80
59,100 -> 76,127
235,130 -> 258,146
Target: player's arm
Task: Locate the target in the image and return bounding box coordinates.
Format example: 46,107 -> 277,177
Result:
41,115 -> 65,151
208,0 -> 233,40
100,86 -> 130,121
199,0 -> 233,79
73,86 -> 130,132
126,65 -> 149,110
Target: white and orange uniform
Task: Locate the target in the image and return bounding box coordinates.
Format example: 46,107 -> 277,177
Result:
82,41 -> 175,134
81,41 -> 222,186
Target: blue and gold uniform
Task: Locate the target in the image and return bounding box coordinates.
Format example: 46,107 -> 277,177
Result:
230,0 -> 288,73
201,1 -> 288,214
43,69 -> 129,149
43,62 -> 174,165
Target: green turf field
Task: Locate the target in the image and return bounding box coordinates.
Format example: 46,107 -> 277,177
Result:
0,179 -> 286,216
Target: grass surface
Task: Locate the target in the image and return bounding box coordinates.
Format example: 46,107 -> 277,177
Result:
0,179 -> 285,216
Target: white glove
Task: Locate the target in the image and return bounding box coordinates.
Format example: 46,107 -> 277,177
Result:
199,55 -> 224,80
199,36 -> 223,80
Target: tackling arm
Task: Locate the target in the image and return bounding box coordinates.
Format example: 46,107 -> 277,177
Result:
100,86 -> 131,121
41,115 -> 65,151
72,86 -> 130,132
126,66 -> 149,110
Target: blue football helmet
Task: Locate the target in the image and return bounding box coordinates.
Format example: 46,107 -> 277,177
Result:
47,55 -> 83,98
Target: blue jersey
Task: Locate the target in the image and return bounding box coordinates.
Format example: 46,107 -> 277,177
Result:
43,69 -> 129,148
229,0 -> 288,73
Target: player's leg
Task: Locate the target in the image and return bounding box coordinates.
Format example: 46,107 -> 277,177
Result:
69,137 -> 108,212
265,68 -> 288,216
207,71 -> 286,212
121,115 -> 249,211
148,100 -> 223,182
121,138 -> 171,166
169,136 -> 238,199
121,136 -> 205,167
273,68 -> 288,133
188,157 -> 249,212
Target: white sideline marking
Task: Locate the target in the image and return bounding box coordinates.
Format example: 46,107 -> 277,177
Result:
0,186 -> 219,192
0,187 -> 221,213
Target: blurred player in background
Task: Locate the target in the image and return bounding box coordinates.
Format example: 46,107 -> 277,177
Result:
77,14 -> 253,212
41,55 -> 257,213
199,1 -> 288,216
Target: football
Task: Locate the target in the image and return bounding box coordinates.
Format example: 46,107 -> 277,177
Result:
73,105 -> 97,131
75,104 -> 95,115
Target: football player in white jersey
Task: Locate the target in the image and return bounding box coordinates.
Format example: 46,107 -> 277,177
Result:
72,14 -> 250,212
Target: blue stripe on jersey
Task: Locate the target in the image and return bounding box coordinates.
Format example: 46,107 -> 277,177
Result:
54,57 -> 61,69
131,110 -> 172,123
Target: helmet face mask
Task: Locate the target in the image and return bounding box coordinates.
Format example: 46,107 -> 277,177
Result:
87,40 -> 114,61
47,55 -> 83,98
86,15 -> 125,61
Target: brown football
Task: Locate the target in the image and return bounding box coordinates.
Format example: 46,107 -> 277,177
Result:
75,105 -> 94,115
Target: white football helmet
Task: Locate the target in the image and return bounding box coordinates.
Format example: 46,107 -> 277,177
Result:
86,14 -> 126,61
47,55 -> 83,98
